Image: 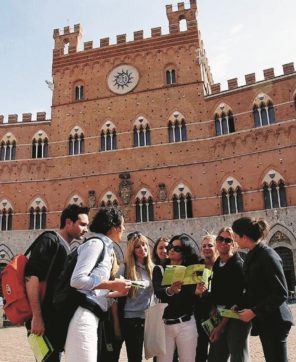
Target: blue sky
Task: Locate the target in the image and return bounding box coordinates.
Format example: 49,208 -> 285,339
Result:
0,0 -> 295,119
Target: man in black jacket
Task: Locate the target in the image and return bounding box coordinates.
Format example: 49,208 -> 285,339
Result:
25,204 -> 89,362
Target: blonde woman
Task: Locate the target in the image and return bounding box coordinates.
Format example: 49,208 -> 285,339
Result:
195,234 -> 218,362
207,227 -> 251,362
117,232 -> 154,362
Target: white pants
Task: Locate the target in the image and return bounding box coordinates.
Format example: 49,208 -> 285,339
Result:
65,306 -> 99,362
158,316 -> 198,362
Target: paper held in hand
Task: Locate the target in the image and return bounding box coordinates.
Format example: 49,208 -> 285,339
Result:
218,307 -> 240,319
161,264 -> 212,286
27,334 -> 53,362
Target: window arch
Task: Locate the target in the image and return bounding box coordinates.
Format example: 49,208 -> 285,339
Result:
68,194 -> 84,206
133,117 -> 151,147
0,199 -> 13,231
69,126 -> 84,155
179,17 -> 187,32
166,69 -> 176,85
221,177 -> 244,214
74,84 -> 84,101
135,189 -> 154,223
100,192 -> 119,207
262,170 -> 287,209
1,133 -> 16,161
172,184 -> 193,219
253,94 -> 276,127
168,111 -> 187,143
32,131 -> 48,159
29,198 -> 47,230
101,121 -> 117,151
214,103 -> 235,136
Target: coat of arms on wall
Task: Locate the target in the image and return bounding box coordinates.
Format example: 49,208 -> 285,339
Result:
119,172 -> 133,205
88,190 -> 96,208
158,183 -> 167,202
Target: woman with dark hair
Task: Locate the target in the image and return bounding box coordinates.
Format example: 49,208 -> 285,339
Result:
64,207 -> 131,362
153,234 -> 200,362
152,237 -> 169,266
207,227 -> 251,362
232,217 -> 293,362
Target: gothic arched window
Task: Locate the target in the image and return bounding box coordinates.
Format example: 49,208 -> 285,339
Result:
253,95 -> 276,127
101,122 -> 117,151
168,112 -> 187,143
135,189 -> 154,223
0,200 -> 13,231
32,131 -> 48,159
29,199 -> 47,230
133,118 -> 151,147
172,184 -> 193,219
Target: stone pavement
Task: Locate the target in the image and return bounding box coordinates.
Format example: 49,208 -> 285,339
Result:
0,305 -> 295,362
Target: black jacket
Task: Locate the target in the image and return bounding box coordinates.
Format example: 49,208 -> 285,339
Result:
211,252 -> 245,309
243,243 -> 293,328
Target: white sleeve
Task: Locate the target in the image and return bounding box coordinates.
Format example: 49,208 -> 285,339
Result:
70,239 -> 103,290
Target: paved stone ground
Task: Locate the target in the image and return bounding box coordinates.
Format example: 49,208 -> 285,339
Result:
0,305 -> 295,362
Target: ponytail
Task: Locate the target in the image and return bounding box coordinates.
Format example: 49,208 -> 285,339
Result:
232,217 -> 269,242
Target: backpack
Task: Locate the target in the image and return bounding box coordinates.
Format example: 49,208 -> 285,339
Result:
1,231 -> 60,325
53,237 -> 106,315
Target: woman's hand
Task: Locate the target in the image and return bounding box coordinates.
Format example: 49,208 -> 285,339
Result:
209,324 -> 223,342
167,281 -> 183,295
239,309 -> 256,322
111,278 -> 132,295
195,282 -> 207,295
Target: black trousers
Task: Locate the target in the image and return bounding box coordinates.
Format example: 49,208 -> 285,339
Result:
258,322 -> 291,362
123,318 -> 145,362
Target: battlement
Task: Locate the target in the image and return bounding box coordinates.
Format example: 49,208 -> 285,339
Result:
52,1 -> 198,57
0,112 -> 49,125
210,62 -> 295,95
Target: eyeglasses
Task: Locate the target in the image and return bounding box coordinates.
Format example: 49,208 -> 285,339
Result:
127,231 -> 142,241
216,236 -> 233,244
167,244 -> 183,253
202,243 -> 214,248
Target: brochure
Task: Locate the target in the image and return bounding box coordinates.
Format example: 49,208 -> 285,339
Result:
201,314 -> 221,337
27,334 -> 53,362
161,264 -> 207,286
218,307 -> 240,319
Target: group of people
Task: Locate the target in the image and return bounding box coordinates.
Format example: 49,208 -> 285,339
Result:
24,204 -> 293,362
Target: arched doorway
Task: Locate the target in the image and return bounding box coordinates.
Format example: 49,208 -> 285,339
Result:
274,247 -> 296,291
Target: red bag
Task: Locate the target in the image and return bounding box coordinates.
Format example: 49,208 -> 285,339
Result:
1,231 -> 59,325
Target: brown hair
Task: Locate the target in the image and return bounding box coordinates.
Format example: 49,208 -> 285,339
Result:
232,217 -> 269,242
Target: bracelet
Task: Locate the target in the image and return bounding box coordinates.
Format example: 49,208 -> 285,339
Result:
165,287 -> 174,296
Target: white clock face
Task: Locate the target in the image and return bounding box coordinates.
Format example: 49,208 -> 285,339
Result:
107,65 -> 139,94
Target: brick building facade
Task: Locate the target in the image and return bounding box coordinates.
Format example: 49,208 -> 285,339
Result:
0,1 -> 296,293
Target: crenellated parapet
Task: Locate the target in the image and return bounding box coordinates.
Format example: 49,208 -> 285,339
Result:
52,1 -> 198,58
0,112 -> 49,125
210,62 -> 295,95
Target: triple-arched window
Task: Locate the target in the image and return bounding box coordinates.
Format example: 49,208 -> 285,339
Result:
262,170 -> 287,209
221,178 -> 243,214
0,133 -> 16,161
214,104 -> 235,136
135,189 -> 154,223
101,122 -> 117,151
100,192 -> 118,208
32,131 -> 48,159
0,200 -> 13,231
253,94 -> 276,127
133,117 -> 151,147
29,198 -> 47,230
168,112 -> 187,143
69,127 -> 84,155
172,184 -> 193,219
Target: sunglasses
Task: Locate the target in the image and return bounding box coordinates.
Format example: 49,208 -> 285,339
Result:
127,231 -> 142,241
216,236 -> 233,244
167,244 -> 183,253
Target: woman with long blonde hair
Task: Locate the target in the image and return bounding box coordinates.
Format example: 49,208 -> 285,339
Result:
116,232 -> 154,361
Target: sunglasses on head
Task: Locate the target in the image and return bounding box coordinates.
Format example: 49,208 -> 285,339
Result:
216,235 -> 233,244
167,244 -> 183,253
127,231 -> 142,241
